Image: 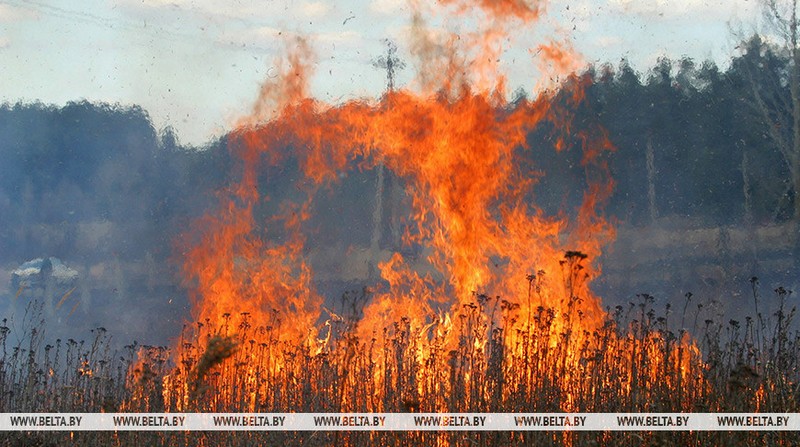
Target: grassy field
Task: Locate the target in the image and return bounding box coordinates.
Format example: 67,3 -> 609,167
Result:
1,273 -> 798,446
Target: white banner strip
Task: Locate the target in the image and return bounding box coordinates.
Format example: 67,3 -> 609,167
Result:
0,413 -> 797,431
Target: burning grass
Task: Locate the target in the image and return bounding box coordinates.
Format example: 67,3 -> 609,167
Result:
2,3 -> 796,447
1,274 -> 799,446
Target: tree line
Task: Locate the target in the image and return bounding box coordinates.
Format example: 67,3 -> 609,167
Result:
0,34 -> 794,265
532,35 -> 794,227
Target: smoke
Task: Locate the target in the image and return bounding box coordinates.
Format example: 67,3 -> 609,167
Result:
0,101 -> 225,344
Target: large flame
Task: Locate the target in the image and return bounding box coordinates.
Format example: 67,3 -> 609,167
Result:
164,0 -> 698,414
179,0 -> 611,342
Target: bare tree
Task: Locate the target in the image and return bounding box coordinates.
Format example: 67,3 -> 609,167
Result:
750,0 -> 800,219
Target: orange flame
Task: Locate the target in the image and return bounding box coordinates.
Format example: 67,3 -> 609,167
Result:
164,0 -> 701,413
438,0 -> 545,23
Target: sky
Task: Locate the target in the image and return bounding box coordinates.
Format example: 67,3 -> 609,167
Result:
0,0 -> 762,146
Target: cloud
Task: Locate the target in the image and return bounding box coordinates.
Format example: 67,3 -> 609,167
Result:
0,36 -> 9,49
316,30 -> 361,44
608,0 -> 757,20
298,2 -> 331,19
595,35 -> 622,49
0,3 -> 39,22
369,0 -> 406,16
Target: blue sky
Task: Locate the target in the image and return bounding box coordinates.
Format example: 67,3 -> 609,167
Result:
0,0 -> 760,145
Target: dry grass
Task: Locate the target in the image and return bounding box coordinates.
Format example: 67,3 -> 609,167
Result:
1,273 -> 799,446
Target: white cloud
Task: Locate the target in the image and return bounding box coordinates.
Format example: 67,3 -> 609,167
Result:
608,0 -> 758,20
595,35 -> 622,48
0,36 -> 9,49
369,0 -> 406,16
316,30 -> 361,44
0,3 -> 39,22
298,1 -> 332,19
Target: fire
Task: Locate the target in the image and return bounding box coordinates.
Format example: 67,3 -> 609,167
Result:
155,0 -> 703,415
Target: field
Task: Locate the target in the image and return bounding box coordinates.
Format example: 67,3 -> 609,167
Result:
1,266 -> 798,447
